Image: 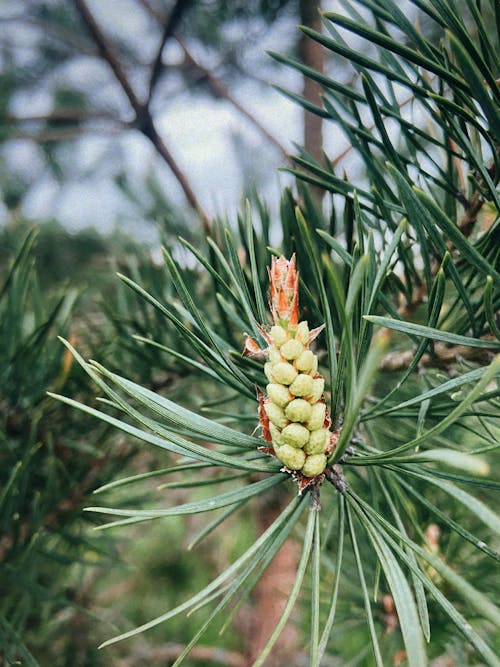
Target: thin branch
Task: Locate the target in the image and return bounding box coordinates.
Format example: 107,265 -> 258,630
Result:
5,126 -> 126,143
134,0 -> 164,24
7,110 -> 118,123
138,2 -> 290,162
146,0 -> 194,105
140,116 -> 212,232
72,0 -> 211,229
73,0 -> 141,112
115,643 -> 247,667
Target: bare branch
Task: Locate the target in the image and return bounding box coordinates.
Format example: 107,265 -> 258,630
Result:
146,0 -> 194,105
115,643 -> 247,667
140,117 -> 212,233
72,0 -> 211,228
139,5 -> 290,161
7,110 -> 118,123
73,0 -> 142,113
5,126 -> 126,143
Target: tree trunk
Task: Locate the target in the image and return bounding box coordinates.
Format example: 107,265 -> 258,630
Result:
299,0 -> 325,201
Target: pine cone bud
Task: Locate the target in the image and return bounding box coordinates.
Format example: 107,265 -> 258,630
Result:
270,325 -> 288,347
266,383 -> 292,408
280,338 -> 305,360
281,423 -> 310,448
274,444 -> 306,470
301,454 -> 327,478
270,361 -> 298,385
253,255 -> 339,485
289,373 -> 314,397
304,428 -> 329,455
296,349 -> 316,373
285,398 -> 313,423
306,402 -> 327,430
308,378 -> 325,404
264,402 -> 288,428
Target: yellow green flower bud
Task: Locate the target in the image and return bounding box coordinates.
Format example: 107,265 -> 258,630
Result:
281,423 -> 310,448
268,347 -> 282,363
272,361 -> 298,385
304,428 -> 329,455
289,373 -> 314,397
308,377 -> 325,403
295,349 -> 315,373
295,321 -> 309,345
264,402 -> 288,428
301,453 -> 327,477
274,444 -> 306,470
270,325 -> 288,347
285,398 -> 312,423
306,402 -> 327,431
269,423 -> 285,446
267,383 -> 291,408
280,338 -> 304,361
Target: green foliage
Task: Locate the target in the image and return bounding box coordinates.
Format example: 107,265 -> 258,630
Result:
0,230 -> 140,665
12,0 -> 500,665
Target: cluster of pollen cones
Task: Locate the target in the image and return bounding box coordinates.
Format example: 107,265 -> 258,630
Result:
244,255 -> 340,493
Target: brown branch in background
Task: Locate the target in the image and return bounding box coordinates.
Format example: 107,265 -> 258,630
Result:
73,0 -> 141,112
72,0 -> 211,231
146,0 -> 194,104
138,0 -> 290,162
7,126 -> 126,143
139,116 -> 212,232
380,341 -> 495,372
236,495 -> 302,666
8,110 -> 118,123
115,643 -> 247,667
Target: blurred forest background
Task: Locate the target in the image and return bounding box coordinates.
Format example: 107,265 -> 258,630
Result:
0,1 -> 335,665
2,1 -> 498,666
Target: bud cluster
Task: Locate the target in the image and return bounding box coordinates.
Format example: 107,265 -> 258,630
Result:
263,319 -> 330,477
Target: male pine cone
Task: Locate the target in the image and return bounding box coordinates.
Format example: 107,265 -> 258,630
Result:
244,255 -> 336,481
264,319 -> 330,477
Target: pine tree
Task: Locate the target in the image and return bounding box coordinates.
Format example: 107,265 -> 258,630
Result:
48,0 -> 500,664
